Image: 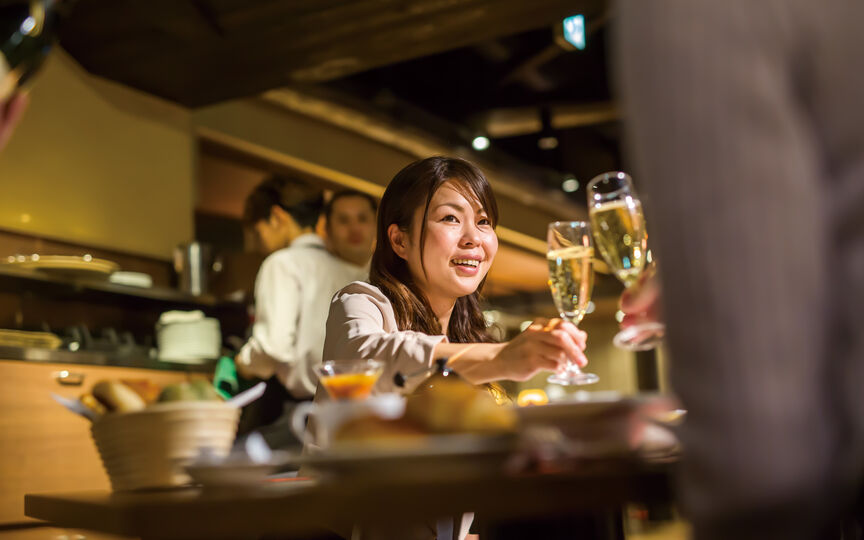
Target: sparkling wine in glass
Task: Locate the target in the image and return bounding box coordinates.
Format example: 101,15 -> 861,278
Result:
546,221 -> 599,385
588,171 -> 665,351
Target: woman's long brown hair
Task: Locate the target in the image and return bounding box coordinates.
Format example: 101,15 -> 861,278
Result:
369,156 -> 499,343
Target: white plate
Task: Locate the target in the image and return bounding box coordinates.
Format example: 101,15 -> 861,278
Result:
515,393 -> 679,459
3,255 -> 119,279
185,462 -> 284,488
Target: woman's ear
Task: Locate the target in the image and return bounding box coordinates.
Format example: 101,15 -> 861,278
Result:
387,223 -> 409,260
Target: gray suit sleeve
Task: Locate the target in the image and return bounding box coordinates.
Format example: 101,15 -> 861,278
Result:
616,2 -> 835,537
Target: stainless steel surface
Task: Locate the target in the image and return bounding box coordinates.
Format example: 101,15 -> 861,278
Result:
53,370 -> 85,386
174,242 -> 217,296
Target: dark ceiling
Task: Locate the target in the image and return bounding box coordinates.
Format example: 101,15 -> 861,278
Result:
324,23 -> 622,201
58,0 -> 619,203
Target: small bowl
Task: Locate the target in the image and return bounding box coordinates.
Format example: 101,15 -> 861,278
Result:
317,359 -> 384,401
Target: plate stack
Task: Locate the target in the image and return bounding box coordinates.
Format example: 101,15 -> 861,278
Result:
156,310 -> 222,364
90,401 -> 240,491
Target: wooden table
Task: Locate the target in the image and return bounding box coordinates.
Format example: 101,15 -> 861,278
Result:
25,458 -> 674,540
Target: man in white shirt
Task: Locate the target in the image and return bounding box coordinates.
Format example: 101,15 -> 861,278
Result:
234,177 -> 367,447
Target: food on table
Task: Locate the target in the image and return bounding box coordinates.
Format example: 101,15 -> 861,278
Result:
331,365 -> 516,448
405,371 -> 516,434
119,379 -> 162,404
79,392 -> 107,417
334,416 -> 427,446
157,380 -> 223,403
92,380 -> 146,413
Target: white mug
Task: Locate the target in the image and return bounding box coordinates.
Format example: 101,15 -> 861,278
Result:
291,393 -> 405,449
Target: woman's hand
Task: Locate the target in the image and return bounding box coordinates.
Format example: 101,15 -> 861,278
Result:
492,318 -> 588,382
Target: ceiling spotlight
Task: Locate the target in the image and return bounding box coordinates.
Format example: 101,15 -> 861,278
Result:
561,177 -> 580,192
472,136 -> 490,151
537,136 -> 558,150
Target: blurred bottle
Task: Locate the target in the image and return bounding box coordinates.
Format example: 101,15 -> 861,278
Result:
0,0 -> 60,101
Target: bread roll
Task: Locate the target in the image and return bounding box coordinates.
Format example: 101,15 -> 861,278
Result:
92,380 -> 146,413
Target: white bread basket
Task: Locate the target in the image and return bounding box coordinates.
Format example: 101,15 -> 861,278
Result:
90,401 -> 240,491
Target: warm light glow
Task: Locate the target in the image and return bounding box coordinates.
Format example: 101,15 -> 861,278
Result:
538,136 -> 559,150
472,136 -> 490,151
562,177 -> 579,192
20,213 -> 31,224
517,389 -> 549,407
83,254 -> 93,262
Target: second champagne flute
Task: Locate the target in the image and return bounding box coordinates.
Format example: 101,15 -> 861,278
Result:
546,221 -> 598,386
587,171 -> 665,351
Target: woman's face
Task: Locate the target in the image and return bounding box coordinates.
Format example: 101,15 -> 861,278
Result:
395,181 -> 498,304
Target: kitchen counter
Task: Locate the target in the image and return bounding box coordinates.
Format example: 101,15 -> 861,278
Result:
0,346 -> 216,373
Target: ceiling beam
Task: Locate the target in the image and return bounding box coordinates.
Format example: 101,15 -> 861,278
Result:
482,101 -> 619,138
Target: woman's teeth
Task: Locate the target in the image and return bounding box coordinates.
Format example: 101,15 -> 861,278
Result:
452,258 -> 479,267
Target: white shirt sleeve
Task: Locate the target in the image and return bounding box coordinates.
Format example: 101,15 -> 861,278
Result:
235,255 -> 306,395
323,288 -> 446,394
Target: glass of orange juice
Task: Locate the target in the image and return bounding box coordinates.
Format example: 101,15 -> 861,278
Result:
317,359 -> 384,400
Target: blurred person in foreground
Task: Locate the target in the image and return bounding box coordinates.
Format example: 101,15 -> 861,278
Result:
616,2 -> 864,539
234,176 -> 367,448
323,189 -> 377,268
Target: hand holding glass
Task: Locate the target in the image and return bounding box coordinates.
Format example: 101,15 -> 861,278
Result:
545,221 -> 599,385
587,172 -> 665,351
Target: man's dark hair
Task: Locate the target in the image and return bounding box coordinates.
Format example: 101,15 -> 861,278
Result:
243,175 -> 323,228
324,190 -> 378,224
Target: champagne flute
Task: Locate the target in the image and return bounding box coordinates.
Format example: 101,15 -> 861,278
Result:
587,171 -> 665,351
546,221 -> 599,385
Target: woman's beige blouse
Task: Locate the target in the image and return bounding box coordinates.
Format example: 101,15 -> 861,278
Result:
323,281 -> 447,394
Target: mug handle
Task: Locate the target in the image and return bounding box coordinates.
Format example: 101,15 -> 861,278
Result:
290,401 -> 318,446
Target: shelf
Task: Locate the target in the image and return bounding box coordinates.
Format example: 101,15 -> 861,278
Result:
0,265 -> 245,310
0,346 -> 216,373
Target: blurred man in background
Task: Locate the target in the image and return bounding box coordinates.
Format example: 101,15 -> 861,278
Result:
323,189 -> 377,269
617,1 -> 864,538
235,176 -> 367,448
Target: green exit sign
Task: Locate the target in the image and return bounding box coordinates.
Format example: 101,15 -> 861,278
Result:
561,14 -> 586,50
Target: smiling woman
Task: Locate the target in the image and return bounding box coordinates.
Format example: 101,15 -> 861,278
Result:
323,156 -> 590,393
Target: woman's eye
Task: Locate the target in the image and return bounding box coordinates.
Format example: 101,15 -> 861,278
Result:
441,215 -> 459,223
478,218 -> 491,226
